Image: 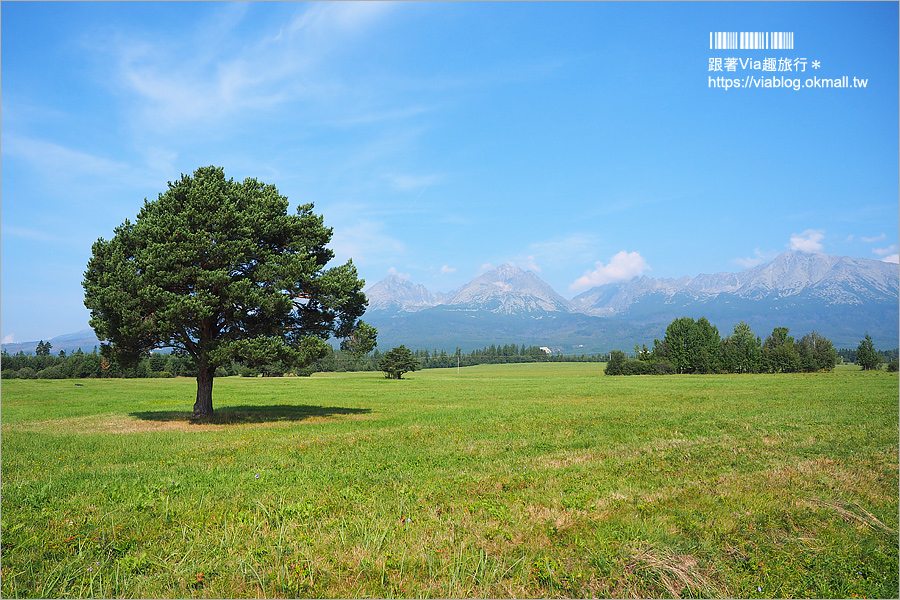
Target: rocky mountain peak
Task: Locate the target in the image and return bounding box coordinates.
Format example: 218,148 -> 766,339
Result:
446,264 -> 572,314
364,275 -> 444,312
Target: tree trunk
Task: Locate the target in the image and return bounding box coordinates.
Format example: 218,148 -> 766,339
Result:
192,362 -> 215,418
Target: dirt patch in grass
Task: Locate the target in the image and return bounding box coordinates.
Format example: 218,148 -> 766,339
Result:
535,449 -> 600,469
3,406 -> 373,434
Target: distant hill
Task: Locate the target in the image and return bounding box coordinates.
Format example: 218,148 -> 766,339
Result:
2,329 -> 102,356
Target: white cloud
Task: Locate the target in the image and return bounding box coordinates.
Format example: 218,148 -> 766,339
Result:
873,245 -> 898,257
788,229 -> 825,253
569,251 -> 650,293
733,248 -> 778,268
387,267 -> 411,280
387,173 -> 443,191
881,254 -> 900,264
110,1 -> 400,133
2,225 -> 62,245
1,134 -> 163,212
2,334 -> 16,345
862,233 -> 886,243
440,265 -> 456,274
513,255 -> 542,272
526,233 -> 599,267
4,134 -> 135,181
328,220 -> 406,267
286,1 -> 395,39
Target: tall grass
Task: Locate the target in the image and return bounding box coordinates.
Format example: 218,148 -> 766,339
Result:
2,364 -> 897,598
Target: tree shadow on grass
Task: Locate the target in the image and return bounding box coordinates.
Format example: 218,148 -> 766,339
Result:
129,404 -> 371,425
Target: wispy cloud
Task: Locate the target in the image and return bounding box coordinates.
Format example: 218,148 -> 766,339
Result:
284,1 -> 396,39
109,1 -> 401,134
788,229 -> 825,253
734,248 -> 779,268
387,266 -> 411,280
2,226 -> 64,245
526,233 -> 599,267
873,245 -> 898,258
512,255 -> 542,272
862,233 -> 886,243
329,220 -> 406,267
881,254 -> 900,264
388,173 -> 444,191
569,250 -> 650,293
1,134 -> 162,208
440,265 -> 456,274
3,134 -> 134,181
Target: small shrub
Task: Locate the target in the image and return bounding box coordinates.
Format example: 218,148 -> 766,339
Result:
887,359 -> 899,373
605,351 -> 628,375
37,366 -> 67,379
623,359 -> 651,375
650,361 -> 676,375
16,367 -> 36,379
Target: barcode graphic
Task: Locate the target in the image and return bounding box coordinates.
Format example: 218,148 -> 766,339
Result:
710,32 -> 794,50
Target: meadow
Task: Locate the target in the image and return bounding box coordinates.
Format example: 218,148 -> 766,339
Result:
1,363 -> 897,598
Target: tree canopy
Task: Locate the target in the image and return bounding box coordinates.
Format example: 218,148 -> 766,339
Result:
653,316 -> 721,374
720,321 -> 762,374
83,166 -> 375,417
607,318 -> 840,376
378,345 -> 419,379
856,333 -> 881,370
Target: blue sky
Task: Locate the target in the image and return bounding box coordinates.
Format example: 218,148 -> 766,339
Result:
2,1 -> 898,343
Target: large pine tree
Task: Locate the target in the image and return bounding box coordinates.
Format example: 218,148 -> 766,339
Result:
83,166 -> 375,417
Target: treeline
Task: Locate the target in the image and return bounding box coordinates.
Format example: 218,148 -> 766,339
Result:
413,344 -> 604,369
1,341 -> 600,380
0,346 -> 325,380
1,346 -> 199,380
605,317 -> 894,375
837,347 -> 898,365
5,327 -> 897,380
313,343 -> 603,372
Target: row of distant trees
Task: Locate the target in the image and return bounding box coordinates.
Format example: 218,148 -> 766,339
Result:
314,343 -> 603,373
1,346 -> 196,380
1,341 -> 598,380
2,327 -> 896,380
605,317 -> 896,375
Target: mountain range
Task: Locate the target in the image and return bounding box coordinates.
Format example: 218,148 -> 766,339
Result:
364,251 -> 899,352
4,251 -> 896,356
1,329 -> 103,357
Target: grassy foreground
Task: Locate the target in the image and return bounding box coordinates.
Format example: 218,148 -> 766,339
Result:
1,364 -> 897,598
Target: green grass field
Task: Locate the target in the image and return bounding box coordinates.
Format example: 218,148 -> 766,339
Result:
2,364 -> 897,598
